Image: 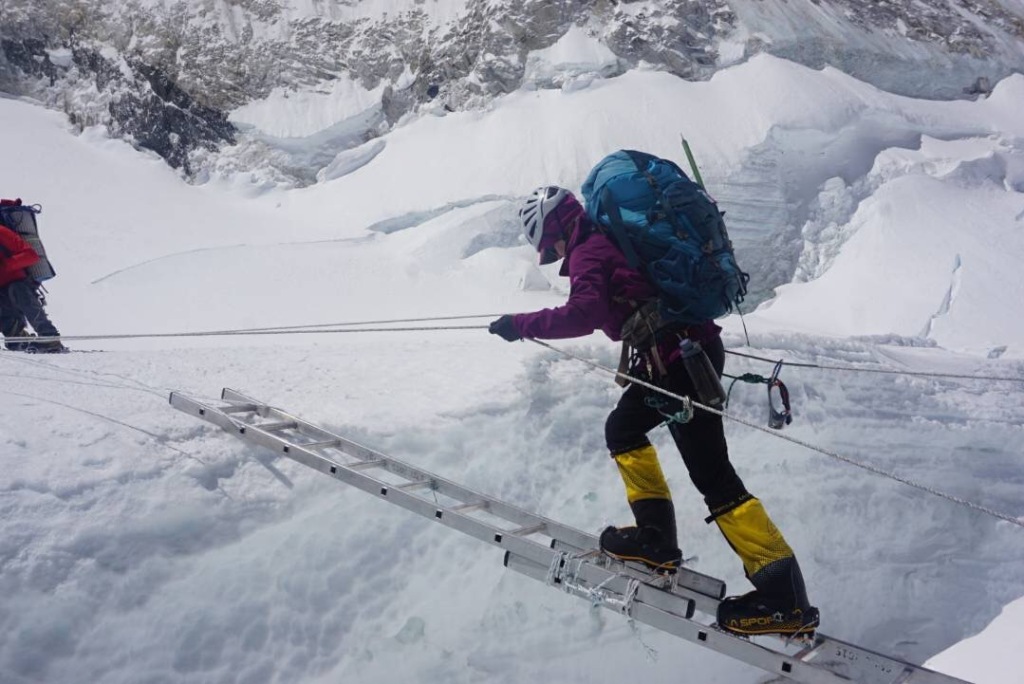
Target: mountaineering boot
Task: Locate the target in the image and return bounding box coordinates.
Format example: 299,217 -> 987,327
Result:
27,339 -> 68,353
712,496 -> 819,636
3,324 -> 34,352
5,334 -> 35,352
716,559 -> 819,637
600,525 -> 681,572
600,498 -> 682,572
601,445 -> 682,573
717,592 -> 819,638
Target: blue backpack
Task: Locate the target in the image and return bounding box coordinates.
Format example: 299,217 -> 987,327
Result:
581,150 -> 748,325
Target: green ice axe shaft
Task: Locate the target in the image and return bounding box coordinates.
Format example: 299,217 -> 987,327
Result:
680,135 -> 705,189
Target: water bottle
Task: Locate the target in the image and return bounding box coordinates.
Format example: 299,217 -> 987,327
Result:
678,338 -> 727,407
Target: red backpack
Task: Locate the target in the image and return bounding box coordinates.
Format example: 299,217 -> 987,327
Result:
0,198 -> 56,282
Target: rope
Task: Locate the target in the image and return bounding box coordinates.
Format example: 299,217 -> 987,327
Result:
545,550 -> 629,610
527,339 -> 1024,530
4,310 -> 1021,526
2,313 -> 504,344
169,313 -> 506,334
544,550 -> 570,586
726,348 -> 1024,384
9,301 -> 1017,527
6,313 -> 1024,386
3,324 -> 488,343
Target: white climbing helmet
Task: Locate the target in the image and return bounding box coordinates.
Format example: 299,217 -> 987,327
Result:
519,186 -> 571,260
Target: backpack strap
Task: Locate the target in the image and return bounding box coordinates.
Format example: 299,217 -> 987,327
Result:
601,186 -> 642,269
599,151 -> 659,270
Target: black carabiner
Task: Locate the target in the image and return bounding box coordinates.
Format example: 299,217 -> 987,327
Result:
767,360 -> 793,430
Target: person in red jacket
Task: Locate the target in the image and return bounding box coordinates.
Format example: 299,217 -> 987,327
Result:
488,186 -> 817,638
0,223 -> 65,353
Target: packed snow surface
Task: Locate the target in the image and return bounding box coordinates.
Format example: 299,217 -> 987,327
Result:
1,53 -> 1023,684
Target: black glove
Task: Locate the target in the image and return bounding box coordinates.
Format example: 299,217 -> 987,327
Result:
488,315 -> 522,342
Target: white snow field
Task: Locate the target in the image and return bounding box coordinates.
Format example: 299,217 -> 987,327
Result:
2,51 -> 1024,684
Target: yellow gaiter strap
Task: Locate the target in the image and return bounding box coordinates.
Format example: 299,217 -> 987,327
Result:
613,445 -> 671,503
715,498 -> 794,578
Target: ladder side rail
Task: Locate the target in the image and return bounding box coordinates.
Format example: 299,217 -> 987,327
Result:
217,390 -> 602,550
326,459 -> 699,622
510,552 -> 962,684
216,391 -> 726,613
504,553 -> 845,684
176,392 -> 971,684
221,389 -> 377,453
173,393 -> 393,499
801,637 -> 970,684
175,392 -> 560,555
173,392 -> 709,616
215,393 -> 531,518
183,392 -> 536,551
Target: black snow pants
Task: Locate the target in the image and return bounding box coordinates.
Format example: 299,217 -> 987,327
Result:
604,334 -> 749,512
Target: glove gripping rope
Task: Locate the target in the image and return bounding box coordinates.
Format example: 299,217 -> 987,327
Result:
527,338 -> 1024,530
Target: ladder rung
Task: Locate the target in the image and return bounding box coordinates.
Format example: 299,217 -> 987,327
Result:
255,420 -> 298,432
221,403 -> 259,414
302,439 -> 342,449
348,459 -> 386,470
448,502 -> 487,514
397,479 -> 433,491
795,640 -> 828,662
506,523 -> 546,538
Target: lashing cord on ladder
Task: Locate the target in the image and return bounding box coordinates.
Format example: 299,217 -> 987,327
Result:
545,550 -> 642,617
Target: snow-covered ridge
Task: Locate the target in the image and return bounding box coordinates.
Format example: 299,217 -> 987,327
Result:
2,0 -> 1023,184
1,48 -> 1024,684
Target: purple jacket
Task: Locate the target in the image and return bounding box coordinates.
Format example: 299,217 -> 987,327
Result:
512,218 -> 720,351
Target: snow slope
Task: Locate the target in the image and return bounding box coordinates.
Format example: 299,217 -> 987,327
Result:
1,51 -> 1024,684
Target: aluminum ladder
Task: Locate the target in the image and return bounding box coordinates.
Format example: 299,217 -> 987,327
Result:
169,389 -> 970,684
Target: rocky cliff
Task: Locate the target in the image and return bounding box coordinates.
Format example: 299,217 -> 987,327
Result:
1,0 -> 1021,182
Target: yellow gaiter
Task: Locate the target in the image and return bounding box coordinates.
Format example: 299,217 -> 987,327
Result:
613,445 -> 671,503
714,497 -> 794,579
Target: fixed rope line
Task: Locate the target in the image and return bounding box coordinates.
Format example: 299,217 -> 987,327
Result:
726,348 -> 1024,384
6,317 -> 1022,384
529,338 -> 1024,530
4,324 -> 488,343
187,313 -> 506,334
